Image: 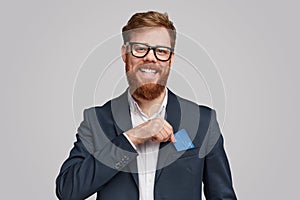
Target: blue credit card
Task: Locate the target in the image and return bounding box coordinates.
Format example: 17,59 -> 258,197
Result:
173,129 -> 195,151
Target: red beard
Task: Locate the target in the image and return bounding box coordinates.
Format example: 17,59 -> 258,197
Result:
126,64 -> 170,101
132,83 -> 165,100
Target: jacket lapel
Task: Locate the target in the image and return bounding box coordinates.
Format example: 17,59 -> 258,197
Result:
155,89 -> 181,182
111,89 -> 139,187
111,89 -> 132,136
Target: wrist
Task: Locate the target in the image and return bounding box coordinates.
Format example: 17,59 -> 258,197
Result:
125,130 -> 144,146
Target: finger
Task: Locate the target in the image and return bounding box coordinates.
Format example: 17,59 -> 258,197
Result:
152,133 -> 174,143
162,123 -> 174,138
163,120 -> 173,133
159,128 -> 168,139
151,136 -> 158,142
160,123 -> 175,143
151,134 -> 164,142
150,118 -> 164,133
153,129 -> 170,142
160,128 -> 174,142
161,131 -> 170,142
170,133 -> 176,143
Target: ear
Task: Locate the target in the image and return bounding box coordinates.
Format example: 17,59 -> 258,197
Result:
121,45 -> 127,63
169,53 -> 174,66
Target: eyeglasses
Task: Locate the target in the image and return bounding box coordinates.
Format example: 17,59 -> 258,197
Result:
126,42 -> 174,62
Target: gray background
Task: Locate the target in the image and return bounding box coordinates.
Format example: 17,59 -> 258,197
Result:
1,0 -> 299,199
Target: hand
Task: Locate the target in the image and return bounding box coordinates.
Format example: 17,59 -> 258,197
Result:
125,117 -> 175,146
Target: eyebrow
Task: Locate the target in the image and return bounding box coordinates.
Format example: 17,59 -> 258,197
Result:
128,42 -> 172,48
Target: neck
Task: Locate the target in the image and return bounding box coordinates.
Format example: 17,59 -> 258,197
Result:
132,88 -> 166,117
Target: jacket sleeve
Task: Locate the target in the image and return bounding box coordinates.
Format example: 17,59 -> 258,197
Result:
55,108 -> 138,200
202,110 -> 237,199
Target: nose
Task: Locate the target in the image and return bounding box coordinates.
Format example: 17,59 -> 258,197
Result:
143,49 -> 157,63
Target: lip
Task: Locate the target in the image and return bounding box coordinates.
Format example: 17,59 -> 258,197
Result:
137,67 -> 159,80
139,67 -> 157,74
138,64 -> 161,72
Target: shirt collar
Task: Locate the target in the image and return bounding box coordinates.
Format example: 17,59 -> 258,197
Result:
127,87 -> 168,119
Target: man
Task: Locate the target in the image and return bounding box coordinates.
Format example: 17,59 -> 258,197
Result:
56,11 -> 237,200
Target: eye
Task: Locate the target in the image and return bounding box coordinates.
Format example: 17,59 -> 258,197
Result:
133,44 -> 147,52
156,48 -> 170,55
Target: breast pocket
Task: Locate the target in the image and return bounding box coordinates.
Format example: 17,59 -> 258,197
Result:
175,147 -> 200,160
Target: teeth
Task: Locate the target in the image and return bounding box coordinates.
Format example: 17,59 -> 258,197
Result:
140,68 -> 157,73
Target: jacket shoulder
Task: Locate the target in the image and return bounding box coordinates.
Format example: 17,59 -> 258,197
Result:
84,100 -> 112,117
175,94 -> 214,114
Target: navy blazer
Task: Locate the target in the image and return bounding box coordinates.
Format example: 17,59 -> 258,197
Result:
56,89 -> 237,200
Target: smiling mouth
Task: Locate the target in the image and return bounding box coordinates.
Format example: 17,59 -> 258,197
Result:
139,67 -> 158,74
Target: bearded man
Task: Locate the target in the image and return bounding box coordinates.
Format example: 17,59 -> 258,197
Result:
56,11 -> 237,200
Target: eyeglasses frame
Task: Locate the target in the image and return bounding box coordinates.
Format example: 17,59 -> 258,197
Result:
125,42 -> 174,62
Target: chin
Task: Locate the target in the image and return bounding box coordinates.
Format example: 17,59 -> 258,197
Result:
131,83 -> 165,101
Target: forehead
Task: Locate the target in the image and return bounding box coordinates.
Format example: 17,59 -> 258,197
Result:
129,27 -> 171,47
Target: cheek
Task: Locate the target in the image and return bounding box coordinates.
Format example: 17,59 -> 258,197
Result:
126,57 -> 141,71
161,63 -> 171,73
